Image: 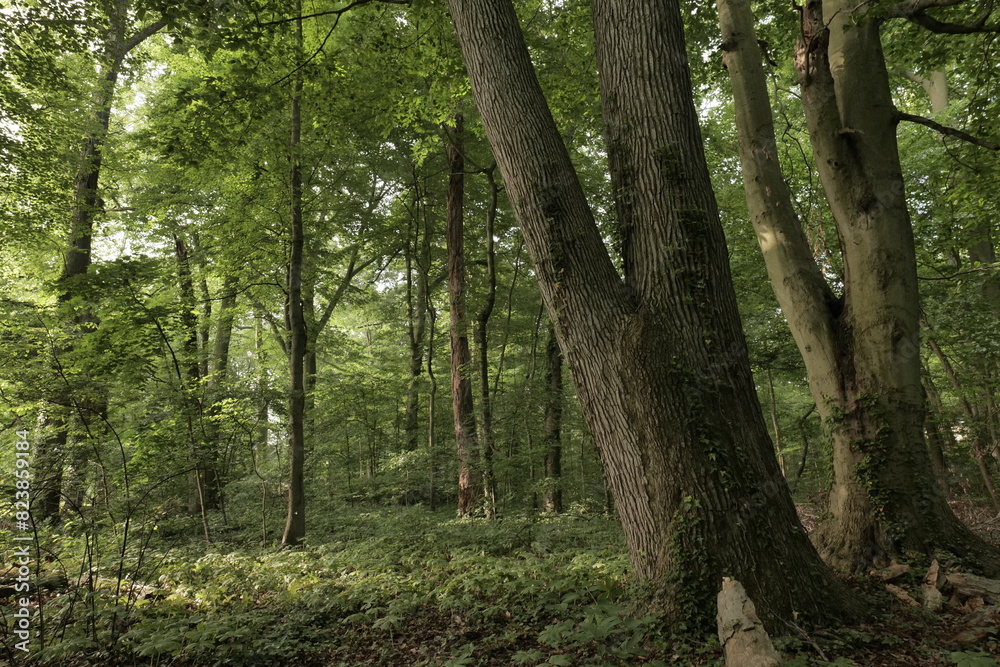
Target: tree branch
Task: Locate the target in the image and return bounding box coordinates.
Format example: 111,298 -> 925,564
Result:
257,0 -> 409,27
889,0 -> 999,33
123,17 -> 168,54
890,0 -> 966,14
896,111 -> 1000,150
904,11 -> 999,32
315,249 -> 379,334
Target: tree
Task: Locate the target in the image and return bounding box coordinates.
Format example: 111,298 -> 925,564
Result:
282,1 -> 307,546
446,115 -> 483,517
715,0 -> 1000,573
22,0 -> 168,521
444,0 -> 858,627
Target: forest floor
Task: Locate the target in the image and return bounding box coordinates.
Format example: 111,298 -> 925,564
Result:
1,501 -> 999,666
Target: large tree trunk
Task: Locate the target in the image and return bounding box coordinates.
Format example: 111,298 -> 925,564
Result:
446,0 -> 859,628
446,114 -> 482,517
282,2 -> 307,546
716,0 -> 1000,575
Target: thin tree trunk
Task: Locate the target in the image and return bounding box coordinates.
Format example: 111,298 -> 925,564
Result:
542,324 -> 563,514
175,233 -> 216,522
929,337 -> 999,507
192,233 -> 212,379
36,1 -> 166,523
447,0 -> 860,628
211,275 -> 238,381
766,368 -> 785,476
404,176 -> 430,452
476,167 -> 499,516
446,114 -> 481,517
427,299 -> 438,512
282,2 -> 307,546
922,372 -> 951,496
254,311 -> 271,462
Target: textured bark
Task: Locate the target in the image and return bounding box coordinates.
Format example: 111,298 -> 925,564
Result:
282,3 -> 306,546
542,324 -> 563,514
446,115 -> 482,517
717,0 -> 1000,574
447,0 -> 859,627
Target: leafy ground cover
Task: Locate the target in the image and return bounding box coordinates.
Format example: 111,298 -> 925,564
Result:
2,505 -> 999,666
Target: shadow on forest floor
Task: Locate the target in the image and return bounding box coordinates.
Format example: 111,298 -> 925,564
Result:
1,502 -> 999,666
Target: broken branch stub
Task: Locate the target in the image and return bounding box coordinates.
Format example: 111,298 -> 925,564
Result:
717,578 -> 782,667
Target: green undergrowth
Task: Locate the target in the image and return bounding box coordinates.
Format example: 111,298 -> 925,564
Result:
5,507 -> 995,666
5,508 -> 692,666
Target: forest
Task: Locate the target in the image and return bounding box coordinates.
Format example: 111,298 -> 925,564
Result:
1,0 -> 1000,664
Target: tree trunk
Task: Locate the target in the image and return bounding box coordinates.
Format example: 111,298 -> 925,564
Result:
175,234 -> 217,519
404,176 -> 431,452
766,369 -> 785,476
427,298 -> 438,512
476,167 -> 499,515
211,275 -> 238,381
929,336 -> 1000,507
254,310 -> 271,461
716,0 -> 1000,575
543,324 -> 563,514
446,114 -> 482,517
282,2 -> 307,546
192,233 -> 212,380
922,372 -> 951,496
36,0 -> 165,523
446,0 -> 860,628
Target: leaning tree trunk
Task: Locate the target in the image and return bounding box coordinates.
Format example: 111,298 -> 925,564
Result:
446,114 -> 482,517
716,0 -> 1000,574
446,0 -> 860,629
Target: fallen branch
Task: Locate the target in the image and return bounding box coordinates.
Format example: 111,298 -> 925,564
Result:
945,572 -> 1000,603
